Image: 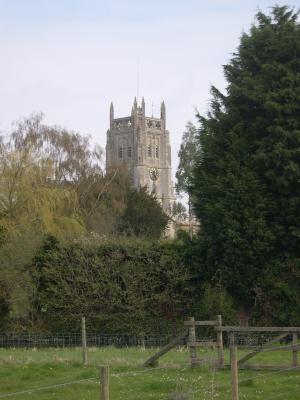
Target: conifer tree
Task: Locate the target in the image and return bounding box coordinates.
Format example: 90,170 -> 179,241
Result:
117,187 -> 169,238
191,6 -> 300,302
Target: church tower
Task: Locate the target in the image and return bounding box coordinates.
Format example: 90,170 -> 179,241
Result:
106,98 -> 175,211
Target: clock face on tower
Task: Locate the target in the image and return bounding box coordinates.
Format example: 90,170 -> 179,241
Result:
149,167 -> 159,181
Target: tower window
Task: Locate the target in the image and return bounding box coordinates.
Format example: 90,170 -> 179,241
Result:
128,146 -> 132,158
148,144 -> 152,158
119,147 -> 123,159
155,145 -> 159,158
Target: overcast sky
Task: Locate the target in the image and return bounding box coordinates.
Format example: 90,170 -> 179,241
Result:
0,0 -> 296,177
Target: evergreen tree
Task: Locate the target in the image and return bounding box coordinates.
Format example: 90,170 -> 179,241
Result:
191,6 -> 300,304
117,187 -> 169,238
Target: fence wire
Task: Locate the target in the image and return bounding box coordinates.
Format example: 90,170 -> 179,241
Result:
225,332 -> 291,347
1,359 -> 300,399
0,377 -> 97,399
0,366 -> 169,399
0,333 -> 188,349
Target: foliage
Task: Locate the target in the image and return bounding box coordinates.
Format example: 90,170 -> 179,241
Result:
176,122 -> 199,197
0,225 -> 6,248
0,114 -> 86,240
191,6 -> 300,308
32,237 -> 195,334
170,201 -> 188,222
9,112 -> 103,186
251,258 -> 300,326
176,122 -> 200,221
0,227 -> 42,330
0,115 -> 91,328
81,165 -> 131,236
117,187 -> 169,238
199,284 -> 238,324
0,115 -> 103,329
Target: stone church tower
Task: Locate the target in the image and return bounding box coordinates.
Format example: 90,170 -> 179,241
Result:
106,97 -> 175,211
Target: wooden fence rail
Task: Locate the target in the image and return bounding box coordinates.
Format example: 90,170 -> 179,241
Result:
183,317 -> 300,370
143,331 -> 188,367
215,326 -> 300,333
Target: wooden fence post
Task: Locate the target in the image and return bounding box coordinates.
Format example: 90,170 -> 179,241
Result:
81,317 -> 88,366
188,317 -> 198,368
230,345 -> 239,400
100,365 -> 109,400
292,333 -> 298,367
217,315 -> 224,368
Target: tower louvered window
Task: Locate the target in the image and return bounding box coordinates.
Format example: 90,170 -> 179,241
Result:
119,147 -> 123,159
128,146 -> 132,158
148,144 -> 152,158
155,145 -> 159,158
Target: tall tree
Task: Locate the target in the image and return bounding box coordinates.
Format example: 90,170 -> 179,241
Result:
2,113 -> 129,236
0,115 -> 86,239
176,122 -> 199,231
191,6 -> 300,306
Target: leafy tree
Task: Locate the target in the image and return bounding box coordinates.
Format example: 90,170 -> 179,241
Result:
176,122 -> 200,230
7,113 -> 108,231
10,112 -> 103,186
191,6 -> 300,308
117,187 -> 169,238
0,135 -> 84,240
170,201 -> 188,222
85,165 -> 132,236
0,113 -> 133,237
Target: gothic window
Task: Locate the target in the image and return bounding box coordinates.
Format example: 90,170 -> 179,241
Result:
119,147 -> 123,159
127,146 -> 132,158
155,145 -> 159,158
148,144 -> 152,158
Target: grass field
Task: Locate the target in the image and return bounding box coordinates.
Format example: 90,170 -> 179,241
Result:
0,346 -> 300,399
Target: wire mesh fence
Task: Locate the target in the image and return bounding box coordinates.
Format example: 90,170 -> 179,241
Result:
0,332 -> 189,349
232,332 -> 292,347
2,331 -> 286,350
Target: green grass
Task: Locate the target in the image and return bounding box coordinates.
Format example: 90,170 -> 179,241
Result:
0,347 -> 300,399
